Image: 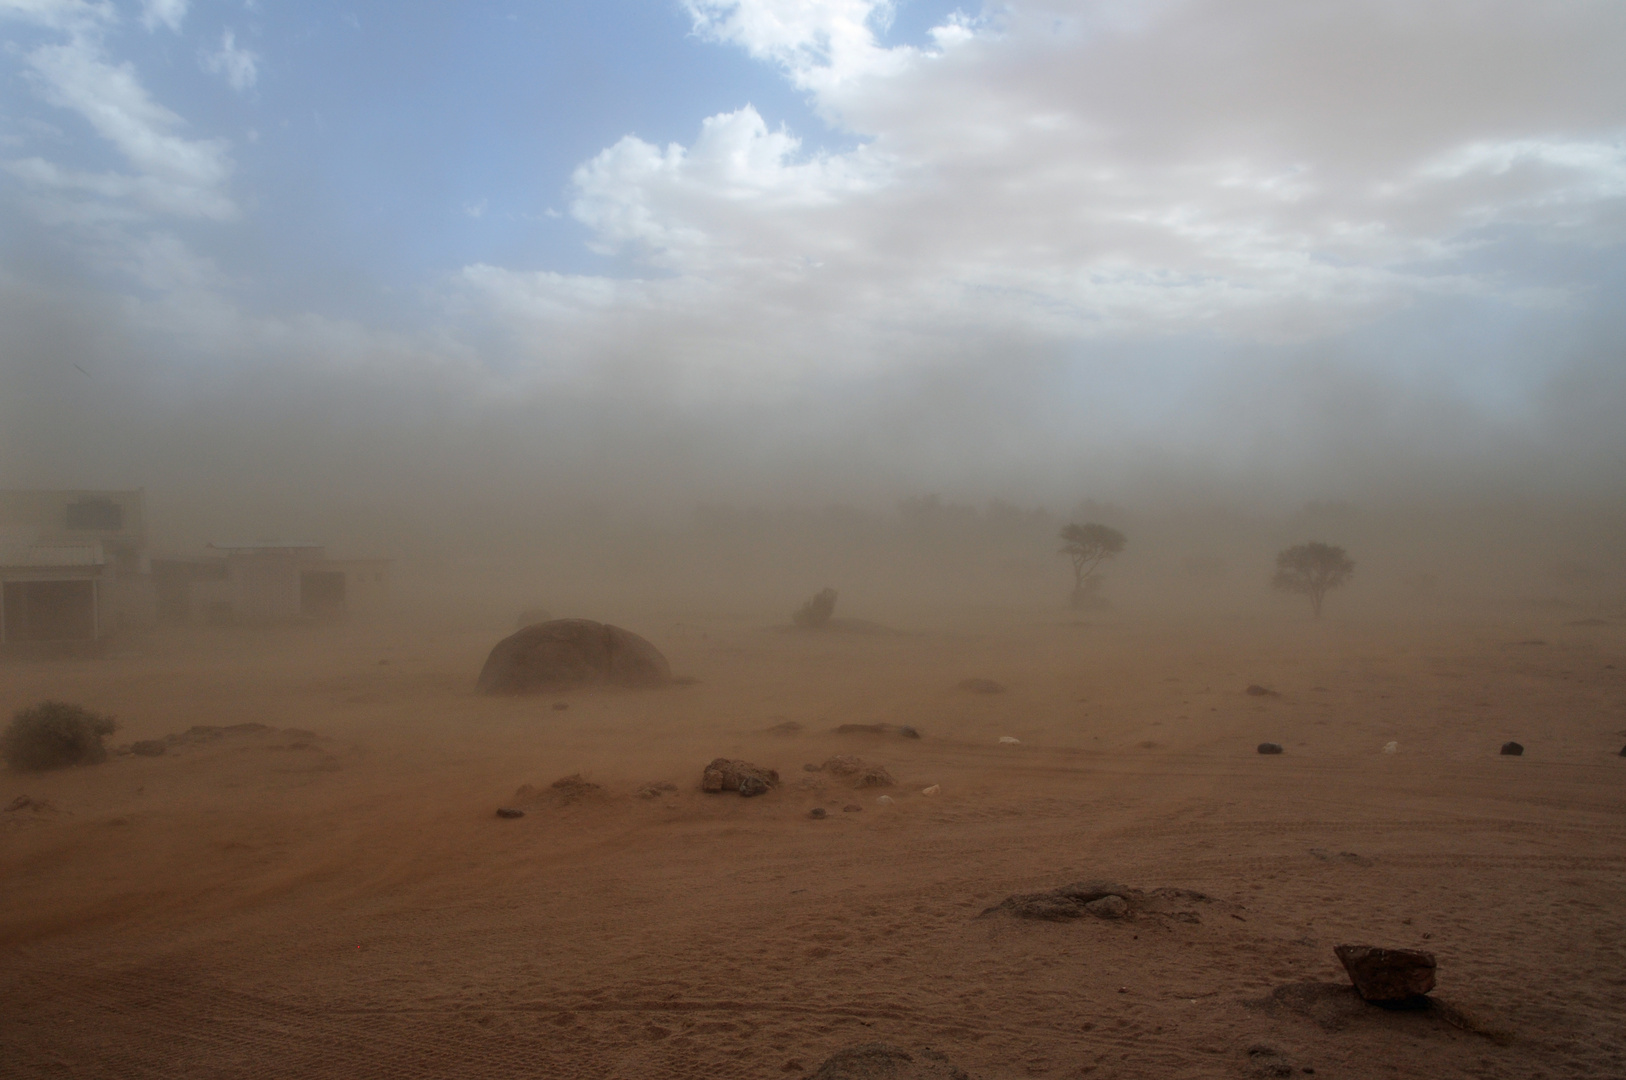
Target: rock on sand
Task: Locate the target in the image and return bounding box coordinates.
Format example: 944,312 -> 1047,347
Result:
701,758 -> 780,797
1334,944 -> 1437,1002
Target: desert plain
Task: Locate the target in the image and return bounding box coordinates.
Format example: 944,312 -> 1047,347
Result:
2,608 -> 1624,1079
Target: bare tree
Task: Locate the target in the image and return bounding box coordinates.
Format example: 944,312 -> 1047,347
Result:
1059,523 -> 1126,609
1272,542 -> 1355,617
792,587 -> 838,628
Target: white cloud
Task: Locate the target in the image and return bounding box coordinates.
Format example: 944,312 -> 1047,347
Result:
518,0 -> 1626,350
0,0 -> 111,33
570,105 -> 886,269
201,29 -> 258,92
683,0 -> 913,94
140,0 -> 186,32
23,39 -> 235,218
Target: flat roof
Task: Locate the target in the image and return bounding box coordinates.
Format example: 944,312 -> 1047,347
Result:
208,541 -> 324,551
0,541 -> 106,568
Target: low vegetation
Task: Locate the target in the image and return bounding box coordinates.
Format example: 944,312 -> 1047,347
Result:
1,701 -> 118,771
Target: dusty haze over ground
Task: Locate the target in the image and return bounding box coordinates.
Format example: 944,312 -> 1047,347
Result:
3,1 -> 1626,1077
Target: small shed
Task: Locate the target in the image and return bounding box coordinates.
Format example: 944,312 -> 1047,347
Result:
0,541 -> 107,645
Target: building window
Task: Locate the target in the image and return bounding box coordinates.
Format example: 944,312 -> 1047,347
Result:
65,499 -> 123,531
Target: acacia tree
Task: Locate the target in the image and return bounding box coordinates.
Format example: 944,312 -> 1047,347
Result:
1059,523 -> 1126,608
1272,542 -> 1355,618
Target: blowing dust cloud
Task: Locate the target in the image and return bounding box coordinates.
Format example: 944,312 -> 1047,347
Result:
2,2 -> 1623,1077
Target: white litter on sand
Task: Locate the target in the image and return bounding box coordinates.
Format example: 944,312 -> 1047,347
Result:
999,736 -> 1021,745
1383,741 -> 1398,754
921,784 -> 941,796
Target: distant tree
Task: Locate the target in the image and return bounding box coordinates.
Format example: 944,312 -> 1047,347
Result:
1059,523 -> 1126,609
792,587 -> 838,628
1272,542 -> 1355,618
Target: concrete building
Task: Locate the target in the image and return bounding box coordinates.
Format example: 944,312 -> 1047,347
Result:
0,490 -> 154,645
152,543 -> 390,625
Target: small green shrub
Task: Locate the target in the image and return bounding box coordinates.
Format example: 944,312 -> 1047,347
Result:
1,701 -> 117,771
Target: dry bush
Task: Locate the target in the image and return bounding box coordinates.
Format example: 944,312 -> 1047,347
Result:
1,701 -> 117,771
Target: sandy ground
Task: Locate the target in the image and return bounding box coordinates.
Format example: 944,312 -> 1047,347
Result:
2,609 -> 1624,1079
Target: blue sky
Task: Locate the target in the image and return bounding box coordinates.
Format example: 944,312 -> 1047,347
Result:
1,0 -> 1624,515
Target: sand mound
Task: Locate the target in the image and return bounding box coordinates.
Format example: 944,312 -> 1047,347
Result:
834,723 -> 921,740
513,774 -> 608,807
809,1043 -> 973,1080
477,619 -> 672,694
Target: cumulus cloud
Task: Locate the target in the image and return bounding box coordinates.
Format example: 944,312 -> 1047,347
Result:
495,0 -> 1626,351
201,29 -> 258,92
683,0 -> 913,93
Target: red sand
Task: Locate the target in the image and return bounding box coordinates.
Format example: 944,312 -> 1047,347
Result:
2,612 -> 1624,1078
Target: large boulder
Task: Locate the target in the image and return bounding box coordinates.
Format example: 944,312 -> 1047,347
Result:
477,619 -> 671,694
1334,944 -> 1436,1002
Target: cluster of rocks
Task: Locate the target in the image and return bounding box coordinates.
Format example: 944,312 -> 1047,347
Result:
112,723 -> 318,759
980,880 -> 1140,921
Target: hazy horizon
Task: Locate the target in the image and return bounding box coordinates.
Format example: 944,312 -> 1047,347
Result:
3,0 -> 1624,593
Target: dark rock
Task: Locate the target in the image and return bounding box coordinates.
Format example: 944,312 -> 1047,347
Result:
809,807 -> 827,819
702,758 -> 780,796
131,740 -> 167,757
766,720 -> 804,736
1619,745 -> 1626,757
1258,742 -> 1285,754
809,1043 -> 970,1080
843,804 -> 862,812
1500,741 -> 1524,756
1246,684 -> 1280,697
476,619 -> 671,694
1334,944 -> 1436,1002
958,678 -> 1005,694
495,807 -> 525,819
